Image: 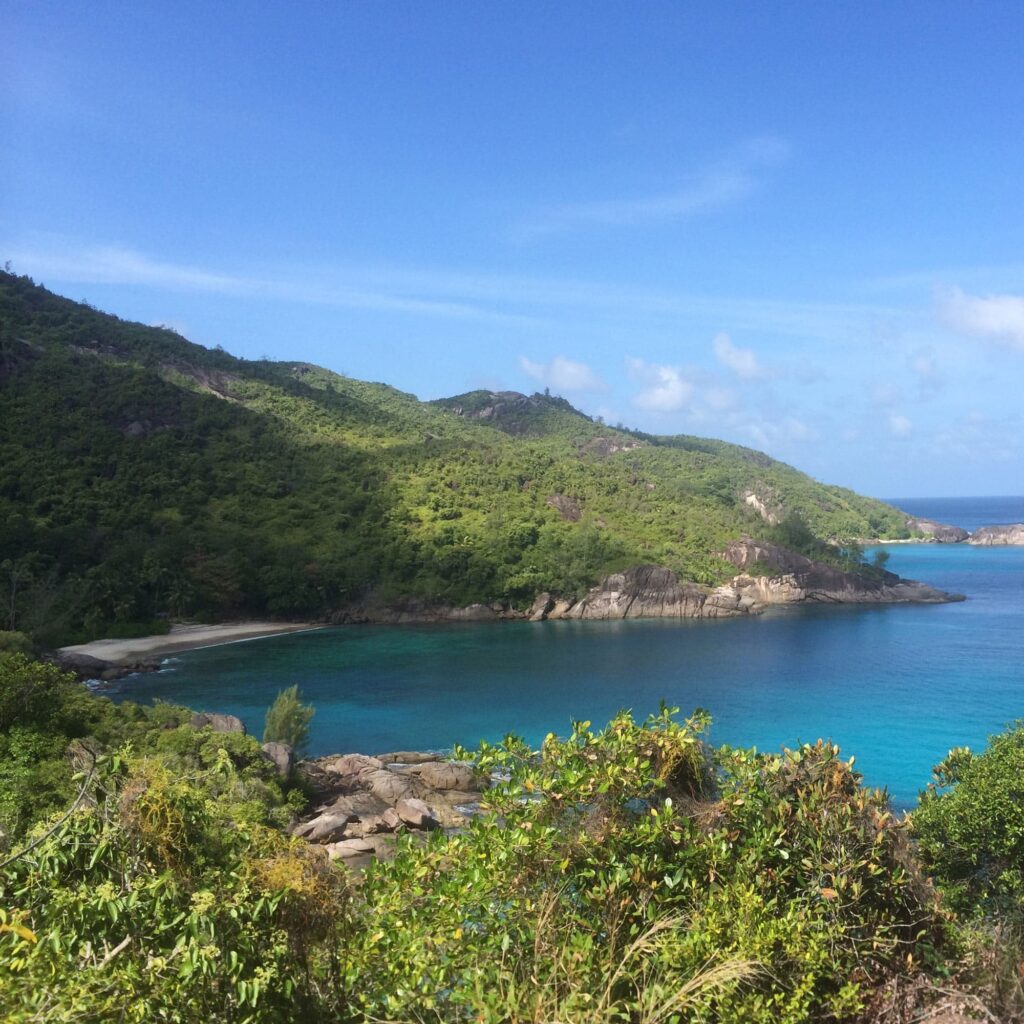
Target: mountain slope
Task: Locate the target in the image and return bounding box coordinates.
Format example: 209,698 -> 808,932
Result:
0,272 -> 913,643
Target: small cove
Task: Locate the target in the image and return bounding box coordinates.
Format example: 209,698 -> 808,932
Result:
111,497 -> 1024,810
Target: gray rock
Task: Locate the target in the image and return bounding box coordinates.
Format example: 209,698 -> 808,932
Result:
320,753 -> 384,777
319,792 -> 392,818
189,712 -> 246,734
374,751 -> 439,765
261,742 -> 293,777
905,517 -> 969,543
362,767 -> 422,804
55,652 -> 111,676
325,837 -> 376,859
528,592 -> 554,622
967,523 -> 1024,546
396,797 -> 439,830
406,761 -> 480,792
567,565 -> 737,620
292,810 -> 356,843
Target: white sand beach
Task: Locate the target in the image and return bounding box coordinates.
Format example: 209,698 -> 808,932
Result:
58,622 -> 322,665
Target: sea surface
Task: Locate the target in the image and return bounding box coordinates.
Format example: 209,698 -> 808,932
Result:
111,496 -> 1024,810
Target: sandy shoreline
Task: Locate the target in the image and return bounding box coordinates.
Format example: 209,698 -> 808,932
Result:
58,621 -> 323,665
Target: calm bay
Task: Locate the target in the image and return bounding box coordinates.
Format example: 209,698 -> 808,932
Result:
111,497 -> 1024,809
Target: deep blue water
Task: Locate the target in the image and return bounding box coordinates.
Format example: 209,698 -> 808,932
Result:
111,497 -> 1024,810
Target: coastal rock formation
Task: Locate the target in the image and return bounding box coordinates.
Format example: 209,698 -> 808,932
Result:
561,565 -> 755,620
524,566 -> 756,622
293,750 -> 484,868
966,523 -> 1024,546
720,539 -> 961,605
526,541 -> 963,623
905,517 -> 970,543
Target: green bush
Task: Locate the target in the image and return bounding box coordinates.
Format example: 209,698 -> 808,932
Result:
263,684 -> 314,756
912,724 -> 1024,915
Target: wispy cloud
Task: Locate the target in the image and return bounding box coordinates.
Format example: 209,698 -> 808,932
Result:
519,354 -> 604,393
939,286 -> 1024,352
711,331 -> 763,379
626,357 -> 693,412
519,136 -> 790,236
3,241 -> 542,327
3,235 -> 902,344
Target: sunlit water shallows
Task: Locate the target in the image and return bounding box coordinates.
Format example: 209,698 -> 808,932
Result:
111,497 -> 1024,809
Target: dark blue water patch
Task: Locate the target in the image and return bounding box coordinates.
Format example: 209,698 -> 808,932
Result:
110,533 -> 1024,812
888,495 -> 1024,533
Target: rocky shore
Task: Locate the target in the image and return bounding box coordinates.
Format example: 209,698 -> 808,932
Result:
293,750 -> 485,870
52,537 -> 969,682
876,515 -> 1024,546
526,539 -> 962,622
966,523 -> 1024,546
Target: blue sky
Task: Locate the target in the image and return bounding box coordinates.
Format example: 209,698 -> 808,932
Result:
4,2 -> 1024,498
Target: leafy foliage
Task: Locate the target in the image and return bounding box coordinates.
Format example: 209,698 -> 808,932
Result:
912,724 -> 1024,915
263,684 -> 314,755
1,272 -> 910,643
0,657 -> 955,1022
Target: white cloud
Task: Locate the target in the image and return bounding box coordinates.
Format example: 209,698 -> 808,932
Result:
520,136 -> 790,235
519,354 -> 604,393
712,331 -> 763,379
626,357 -> 693,412
889,413 -> 913,438
940,286 -> 1024,351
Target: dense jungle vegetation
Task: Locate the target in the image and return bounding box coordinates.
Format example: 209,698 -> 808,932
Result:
0,652 -> 1021,1022
0,272 -> 913,645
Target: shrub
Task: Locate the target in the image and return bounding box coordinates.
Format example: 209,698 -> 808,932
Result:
912,724 -> 1024,915
263,684 -> 314,755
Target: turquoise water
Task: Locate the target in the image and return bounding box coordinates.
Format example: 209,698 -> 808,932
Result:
112,497 -> 1024,810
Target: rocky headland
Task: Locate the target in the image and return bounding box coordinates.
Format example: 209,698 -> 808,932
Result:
526,539 -> 962,622
966,523 -> 1024,546
903,516 -> 970,543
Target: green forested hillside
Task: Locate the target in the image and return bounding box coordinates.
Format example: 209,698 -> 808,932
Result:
0,272 -> 910,643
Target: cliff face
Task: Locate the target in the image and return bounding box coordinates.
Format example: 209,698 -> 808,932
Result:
967,524 -> 1024,546
719,539 -> 960,605
532,565 -> 756,621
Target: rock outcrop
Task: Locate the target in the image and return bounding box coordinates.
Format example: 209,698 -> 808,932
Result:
527,542 -> 963,622
558,565 -> 755,621
293,751 -> 484,869
719,539 -> 962,605
905,517 -> 970,543
190,711 -> 247,734
261,741 -> 293,777
966,523 -> 1024,546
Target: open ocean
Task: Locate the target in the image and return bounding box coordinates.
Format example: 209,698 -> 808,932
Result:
111,496 -> 1024,810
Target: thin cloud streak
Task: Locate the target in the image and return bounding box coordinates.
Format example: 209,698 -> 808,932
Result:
3,242 -> 544,327
4,237 -> 904,342
517,136 -> 791,237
